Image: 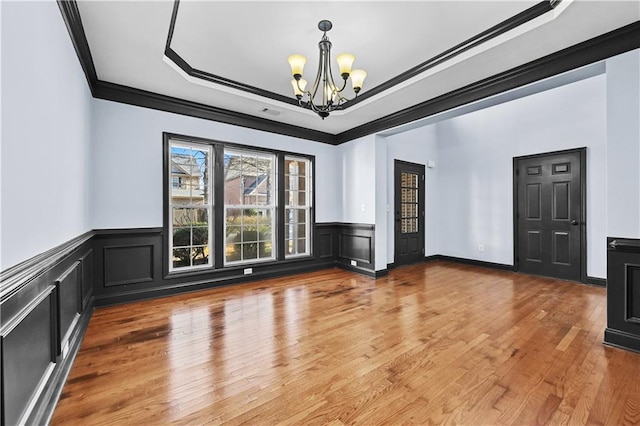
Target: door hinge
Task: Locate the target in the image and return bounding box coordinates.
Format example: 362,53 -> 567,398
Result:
422,175 -> 425,181
422,248 -> 425,254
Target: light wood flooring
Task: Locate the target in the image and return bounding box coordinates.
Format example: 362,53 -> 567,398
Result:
52,261 -> 640,425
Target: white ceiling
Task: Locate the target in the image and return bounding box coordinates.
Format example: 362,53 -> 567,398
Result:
77,1 -> 640,135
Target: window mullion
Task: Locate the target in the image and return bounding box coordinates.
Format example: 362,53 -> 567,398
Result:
277,154 -> 285,261
213,143 -> 225,269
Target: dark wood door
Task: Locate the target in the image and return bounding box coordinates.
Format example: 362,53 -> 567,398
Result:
394,160 -> 425,266
514,149 -> 585,281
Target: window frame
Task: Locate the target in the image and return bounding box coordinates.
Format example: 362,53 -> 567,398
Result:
163,133 -> 316,277
284,156 -> 313,258
168,140 -> 214,273
223,147 -> 277,266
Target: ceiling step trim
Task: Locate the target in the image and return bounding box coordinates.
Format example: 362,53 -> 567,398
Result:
336,20 -> 640,143
163,0 -> 558,111
57,1 -> 640,145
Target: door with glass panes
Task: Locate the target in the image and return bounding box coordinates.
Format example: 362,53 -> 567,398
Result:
394,160 -> 425,266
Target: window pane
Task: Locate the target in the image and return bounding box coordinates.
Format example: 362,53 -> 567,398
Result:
171,145 -> 210,206
225,150 -> 274,208
193,208 -> 208,225
226,243 -> 241,262
296,161 -> 306,176
170,141 -> 213,271
296,239 -> 306,253
298,191 -> 306,205
173,227 -> 190,248
192,246 -> 208,265
226,208 -> 242,225
172,208 -> 191,227
258,242 -> 273,258
192,227 -> 208,245
258,223 -> 272,240
298,176 -> 306,191
226,225 -> 241,243
242,243 -> 258,260
173,248 -> 190,268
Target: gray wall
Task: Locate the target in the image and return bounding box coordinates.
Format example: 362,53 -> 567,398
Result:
1,1 -> 92,269
89,99 -> 343,228
607,50 -> 640,238
435,73 -> 607,277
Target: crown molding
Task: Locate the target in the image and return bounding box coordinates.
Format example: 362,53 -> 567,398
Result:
57,1 -> 640,145
336,20 -> 640,144
92,80 -> 339,145
57,0 -> 98,95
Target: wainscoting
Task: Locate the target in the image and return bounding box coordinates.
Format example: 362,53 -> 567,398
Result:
605,237 -> 640,353
0,223 -> 377,423
4,222 -> 614,424
0,233 -> 94,426
91,223 -> 376,307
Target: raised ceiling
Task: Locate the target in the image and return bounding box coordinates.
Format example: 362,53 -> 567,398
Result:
74,1 -> 640,140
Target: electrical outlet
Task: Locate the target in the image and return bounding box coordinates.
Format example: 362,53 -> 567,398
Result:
361,204 -> 366,212
478,244 -> 485,252
244,268 -> 253,275
350,260 -> 357,266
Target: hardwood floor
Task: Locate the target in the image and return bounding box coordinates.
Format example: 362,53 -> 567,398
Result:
52,261 -> 640,425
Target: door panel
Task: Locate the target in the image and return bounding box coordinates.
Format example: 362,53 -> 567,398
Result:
526,231 -> 542,262
394,160 -> 425,266
526,184 -> 541,219
515,149 -> 584,281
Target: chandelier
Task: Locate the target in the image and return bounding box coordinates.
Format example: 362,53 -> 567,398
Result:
288,20 -> 367,119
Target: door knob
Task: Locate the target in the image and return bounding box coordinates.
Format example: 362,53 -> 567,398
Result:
571,220 -> 579,225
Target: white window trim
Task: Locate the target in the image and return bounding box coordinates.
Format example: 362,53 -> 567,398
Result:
168,140 -> 214,272
285,156 -> 313,258
223,149 -> 277,266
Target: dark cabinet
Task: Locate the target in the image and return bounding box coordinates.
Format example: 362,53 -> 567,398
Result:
604,237 -> 640,353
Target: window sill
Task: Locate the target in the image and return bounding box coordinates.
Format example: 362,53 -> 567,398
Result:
164,254 -> 317,279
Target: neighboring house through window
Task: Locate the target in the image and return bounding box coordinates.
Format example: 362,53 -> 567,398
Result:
169,141 -> 213,271
224,149 -> 276,264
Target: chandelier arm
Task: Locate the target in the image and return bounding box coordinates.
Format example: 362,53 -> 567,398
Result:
306,44 -> 325,109
321,40 -> 333,107
326,57 -> 347,96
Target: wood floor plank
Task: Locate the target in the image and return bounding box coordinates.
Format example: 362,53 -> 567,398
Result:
52,262 -> 640,425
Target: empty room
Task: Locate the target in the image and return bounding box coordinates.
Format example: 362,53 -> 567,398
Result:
2,0 -> 640,424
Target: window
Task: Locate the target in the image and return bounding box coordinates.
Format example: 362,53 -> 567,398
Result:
285,157 -> 312,257
224,149 -> 276,264
164,133 -> 314,273
169,142 -> 213,271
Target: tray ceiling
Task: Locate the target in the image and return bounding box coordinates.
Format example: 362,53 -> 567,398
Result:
76,1 -> 640,136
